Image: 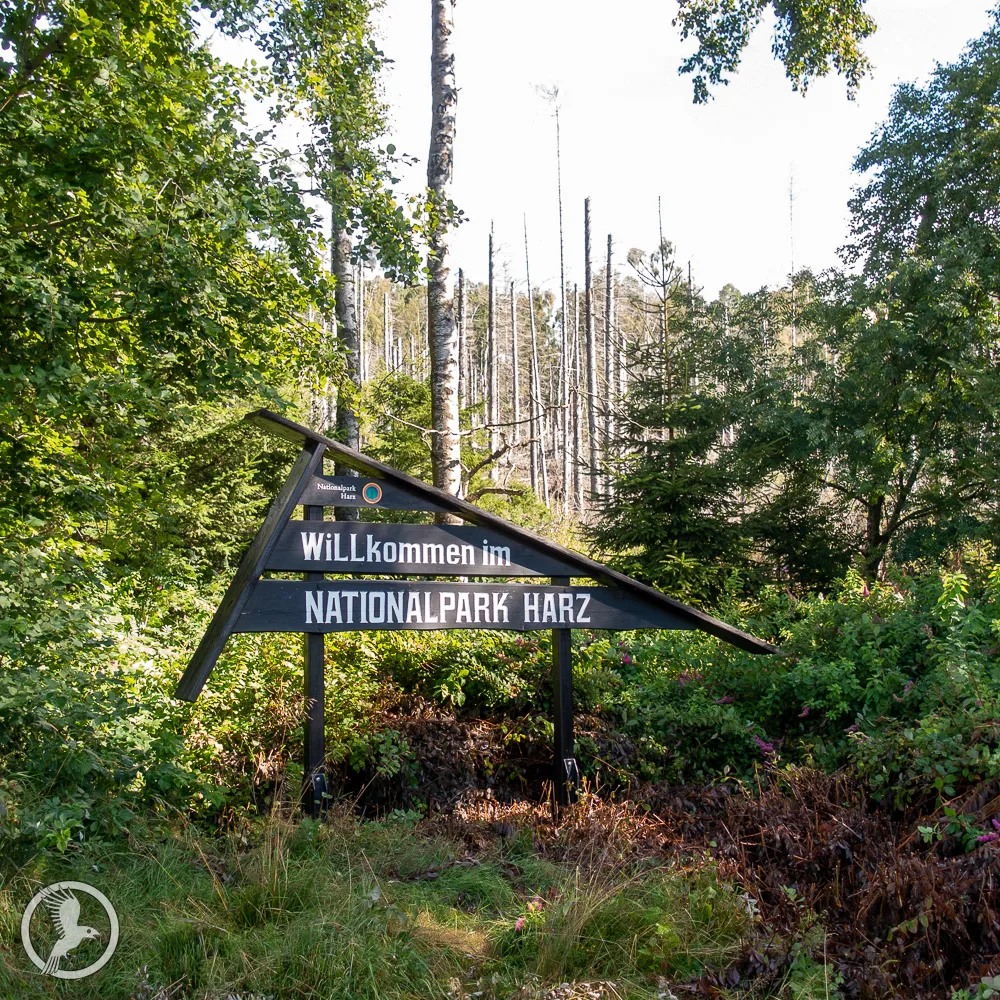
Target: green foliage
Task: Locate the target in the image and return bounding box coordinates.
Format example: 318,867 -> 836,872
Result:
0,0 -> 330,540
847,9 -> 1000,274
605,563 -> 1000,802
673,0 -> 876,103
214,0 -> 422,281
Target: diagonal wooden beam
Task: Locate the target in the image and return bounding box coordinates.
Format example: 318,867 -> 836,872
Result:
175,440 -> 327,701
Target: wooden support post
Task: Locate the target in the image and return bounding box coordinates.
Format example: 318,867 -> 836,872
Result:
303,502 -> 326,817
551,575 -> 578,811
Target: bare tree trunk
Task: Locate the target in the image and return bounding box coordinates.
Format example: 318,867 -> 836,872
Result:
332,219 -> 360,521
427,0 -> 461,513
658,196 -> 673,449
357,263 -> 366,382
572,283 -> 582,511
524,221 -> 538,493
584,198 -> 598,502
603,233 -> 613,493
487,228 -> 499,480
556,108 -> 570,518
383,291 -> 391,369
457,268 -> 466,407
511,280 -> 520,445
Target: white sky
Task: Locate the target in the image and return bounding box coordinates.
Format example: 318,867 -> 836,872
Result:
206,2 -> 996,301
372,0 -> 994,299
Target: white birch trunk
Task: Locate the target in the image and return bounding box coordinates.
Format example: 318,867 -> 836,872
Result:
427,0 -> 461,512
331,219 -> 361,521
457,268 -> 466,408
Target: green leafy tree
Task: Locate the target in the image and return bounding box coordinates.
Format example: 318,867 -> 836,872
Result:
0,0 -> 329,549
846,8 -> 1000,274
773,258 -> 1000,579
673,0 -> 876,103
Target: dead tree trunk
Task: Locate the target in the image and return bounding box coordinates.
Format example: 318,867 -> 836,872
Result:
457,268 -> 466,407
524,218 -> 548,503
487,229 -> 499,480
603,234 -> 613,491
572,283 -> 582,511
383,291 -> 391,370
584,198 -> 598,503
427,0 -> 461,513
557,107 -> 569,517
511,280 -> 521,445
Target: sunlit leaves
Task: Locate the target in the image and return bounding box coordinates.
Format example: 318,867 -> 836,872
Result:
674,0 -> 875,104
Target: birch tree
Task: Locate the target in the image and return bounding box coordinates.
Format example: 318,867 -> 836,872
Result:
537,83 -> 570,515
427,0 -> 462,510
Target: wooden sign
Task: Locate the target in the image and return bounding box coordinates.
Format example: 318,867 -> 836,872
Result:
234,581 -> 692,633
266,522 -> 579,576
176,409 -> 778,814
298,475 -> 446,510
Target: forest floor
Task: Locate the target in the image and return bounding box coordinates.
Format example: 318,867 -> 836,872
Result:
2,770 -> 998,999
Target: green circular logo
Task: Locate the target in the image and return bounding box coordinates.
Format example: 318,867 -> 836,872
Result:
362,483 -> 383,504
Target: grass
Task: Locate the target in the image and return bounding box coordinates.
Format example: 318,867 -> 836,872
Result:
0,810 -> 754,1000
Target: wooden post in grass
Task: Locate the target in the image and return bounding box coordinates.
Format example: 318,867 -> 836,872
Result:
551,575 -> 578,811
303,502 -> 326,816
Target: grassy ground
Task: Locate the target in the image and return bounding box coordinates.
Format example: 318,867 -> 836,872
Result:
0,805 -> 844,1000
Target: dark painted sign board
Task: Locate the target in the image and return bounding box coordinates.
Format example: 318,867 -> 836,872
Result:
267,521 -> 579,577
236,581 -> 690,633
299,475 -> 447,510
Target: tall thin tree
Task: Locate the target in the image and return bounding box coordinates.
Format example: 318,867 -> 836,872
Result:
487,227 -> 499,478
584,198 -> 598,501
457,267 -> 466,407
427,0 -> 461,510
572,283 -> 583,510
524,217 -> 549,502
331,218 -> 360,521
511,280 -> 521,444
603,233 -> 613,491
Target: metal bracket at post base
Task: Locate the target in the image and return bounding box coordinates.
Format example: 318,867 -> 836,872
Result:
304,771 -> 327,818
562,757 -> 580,802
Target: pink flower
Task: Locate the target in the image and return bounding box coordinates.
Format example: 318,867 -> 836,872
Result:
977,832 -> 998,844
992,818 -> 1000,831
715,696 -> 734,704
621,653 -> 632,665
798,705 -> 810,718
752,735 -> 775,756
515,917 -> 525,931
